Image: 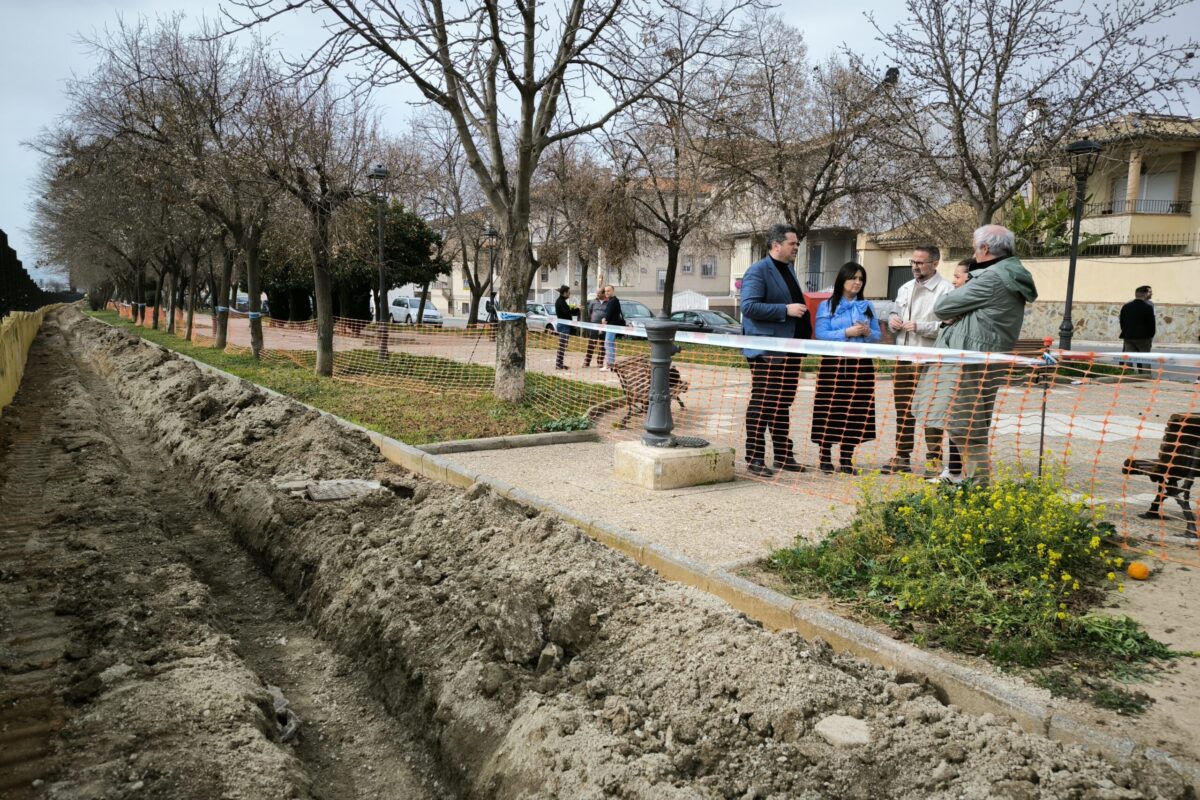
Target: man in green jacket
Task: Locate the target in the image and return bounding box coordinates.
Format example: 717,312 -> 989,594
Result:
932,224 -> 1038,483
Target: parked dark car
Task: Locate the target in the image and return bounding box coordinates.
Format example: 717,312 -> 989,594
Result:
669,308 -> 742,335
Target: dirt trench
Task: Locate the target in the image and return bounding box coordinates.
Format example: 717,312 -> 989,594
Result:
0,313 -> 444,799
2,306 -> 1193,800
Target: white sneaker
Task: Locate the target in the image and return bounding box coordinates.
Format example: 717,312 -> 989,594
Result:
599,366 -> 610,372
927,469 -> 963,485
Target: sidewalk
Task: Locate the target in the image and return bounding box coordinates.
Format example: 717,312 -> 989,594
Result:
439,439 -> 856,568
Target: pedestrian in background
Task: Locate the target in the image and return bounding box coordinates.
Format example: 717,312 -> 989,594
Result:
1119,285 -> 1155,376
554,284 -> 573,370
882,245 -> 953,475
583,286 -> 607,367
600,284 -> 625,371
811,262 -> 881,474
739,223 -> 812,477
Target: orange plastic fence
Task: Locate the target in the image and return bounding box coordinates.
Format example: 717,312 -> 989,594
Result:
106,301 -> 1200,566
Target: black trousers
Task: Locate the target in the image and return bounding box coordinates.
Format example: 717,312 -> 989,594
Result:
744,354 -> 803,464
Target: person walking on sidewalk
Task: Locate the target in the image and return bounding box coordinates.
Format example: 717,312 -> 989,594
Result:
582,286 -> 607,367
1119,285 -> 1155,376
882,245 -> 953,475
600,284 -> 625,370
739,223 -> 812,477
554,285 -> 573,370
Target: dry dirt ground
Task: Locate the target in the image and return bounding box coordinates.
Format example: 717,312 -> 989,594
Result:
1,306 -> 1194,799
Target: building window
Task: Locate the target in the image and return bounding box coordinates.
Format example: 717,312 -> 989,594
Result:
461,302 -> 470,315
540,266 -> 549,282
657,269 -> 667,292
682,255 -> 693,274
701,256 -> 716,278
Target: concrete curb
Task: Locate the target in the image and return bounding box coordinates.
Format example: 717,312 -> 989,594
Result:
90,314 -> 1200,790
418,428 -> 599,454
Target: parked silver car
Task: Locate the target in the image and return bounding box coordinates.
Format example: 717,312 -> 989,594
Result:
525,302 -> 558,331
390,297 -> 442,325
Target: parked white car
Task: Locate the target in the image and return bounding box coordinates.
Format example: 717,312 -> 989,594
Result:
525,302 -> 557,331
390,297 -> 442,325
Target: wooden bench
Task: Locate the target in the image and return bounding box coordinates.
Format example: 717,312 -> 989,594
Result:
1011,337 -> 1050,357
1122,412 -> 1200,538
610,355 -> 689,428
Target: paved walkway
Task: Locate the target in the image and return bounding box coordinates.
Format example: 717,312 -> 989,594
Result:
438,440 -> 858,568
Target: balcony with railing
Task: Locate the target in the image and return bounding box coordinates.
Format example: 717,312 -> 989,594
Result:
1084,199 -> 1192,216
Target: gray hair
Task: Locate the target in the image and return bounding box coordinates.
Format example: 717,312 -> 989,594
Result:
765,223 -> 799,251
973,225 -> 1015,258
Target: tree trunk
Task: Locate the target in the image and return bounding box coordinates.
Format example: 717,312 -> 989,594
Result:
185,254 -> 197,342
578,255 -> 590,323
493,228 -> 532,403
660,239 -> 680,315
417,283 -> 431,324
309,208 -> 334,377
245,236 -> 264,359
468,290 -> 481,326
135,267 -> 146,326
165,266 -> 178,334
214,246 -> 234,350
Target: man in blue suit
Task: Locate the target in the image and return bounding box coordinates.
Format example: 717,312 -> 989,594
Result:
740,223 -> 812,477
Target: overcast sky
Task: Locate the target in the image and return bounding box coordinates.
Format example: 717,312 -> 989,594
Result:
2,1 -> 1195,283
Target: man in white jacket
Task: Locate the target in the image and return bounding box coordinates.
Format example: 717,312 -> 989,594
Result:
881,245 -> 954,474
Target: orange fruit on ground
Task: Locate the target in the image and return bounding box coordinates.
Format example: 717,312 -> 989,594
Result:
1126,561 -> 1151,581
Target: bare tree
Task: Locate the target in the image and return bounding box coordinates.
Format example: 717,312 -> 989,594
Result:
261,76 -> 374,376
868,0 -> 1199,226
604,21 -> 751,315
232,0 -> 759,401
705,13 -> 903,251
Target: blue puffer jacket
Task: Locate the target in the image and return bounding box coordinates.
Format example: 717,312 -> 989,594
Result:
815,297 -> 882,343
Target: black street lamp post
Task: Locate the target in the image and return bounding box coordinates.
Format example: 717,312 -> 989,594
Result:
1058,138 -> 1101,350
484,225 -> 498,322
368,162 -> 389,359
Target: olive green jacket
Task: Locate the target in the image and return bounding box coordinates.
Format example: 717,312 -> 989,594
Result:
934,256 -> 1038,352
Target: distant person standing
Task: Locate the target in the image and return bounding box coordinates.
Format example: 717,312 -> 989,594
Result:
583,286 -> 608,367
554,284 -> 573,370
882,245 -> 953,475
600,284 -> 625,371
739,223 -> 812,477
1119,285 -> 1155,376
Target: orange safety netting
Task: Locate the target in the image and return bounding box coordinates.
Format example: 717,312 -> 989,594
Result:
108,301 -> 1200,567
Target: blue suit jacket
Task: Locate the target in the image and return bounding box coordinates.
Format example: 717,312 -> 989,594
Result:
739,255 -> 808,359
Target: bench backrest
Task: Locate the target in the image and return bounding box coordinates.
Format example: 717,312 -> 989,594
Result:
1158,413 -> 1200,479
612,356 -> 652,400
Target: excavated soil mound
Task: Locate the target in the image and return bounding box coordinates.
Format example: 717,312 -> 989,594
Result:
47,307 -> 1193,799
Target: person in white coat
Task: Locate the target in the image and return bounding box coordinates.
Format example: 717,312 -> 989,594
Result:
881,245 -> 954,475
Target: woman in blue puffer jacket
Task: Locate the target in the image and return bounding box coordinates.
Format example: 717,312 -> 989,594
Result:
811,262 -> 881,473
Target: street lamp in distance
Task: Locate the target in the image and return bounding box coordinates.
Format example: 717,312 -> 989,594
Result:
367,162 -> 389,359
483,224 -> 499,323
1058,138 -> 1101,351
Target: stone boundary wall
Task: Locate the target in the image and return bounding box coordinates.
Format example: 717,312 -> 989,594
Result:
1022,301 -> 1200,346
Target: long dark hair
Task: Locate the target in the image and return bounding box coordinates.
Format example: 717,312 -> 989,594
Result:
830,262 -> 867,315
